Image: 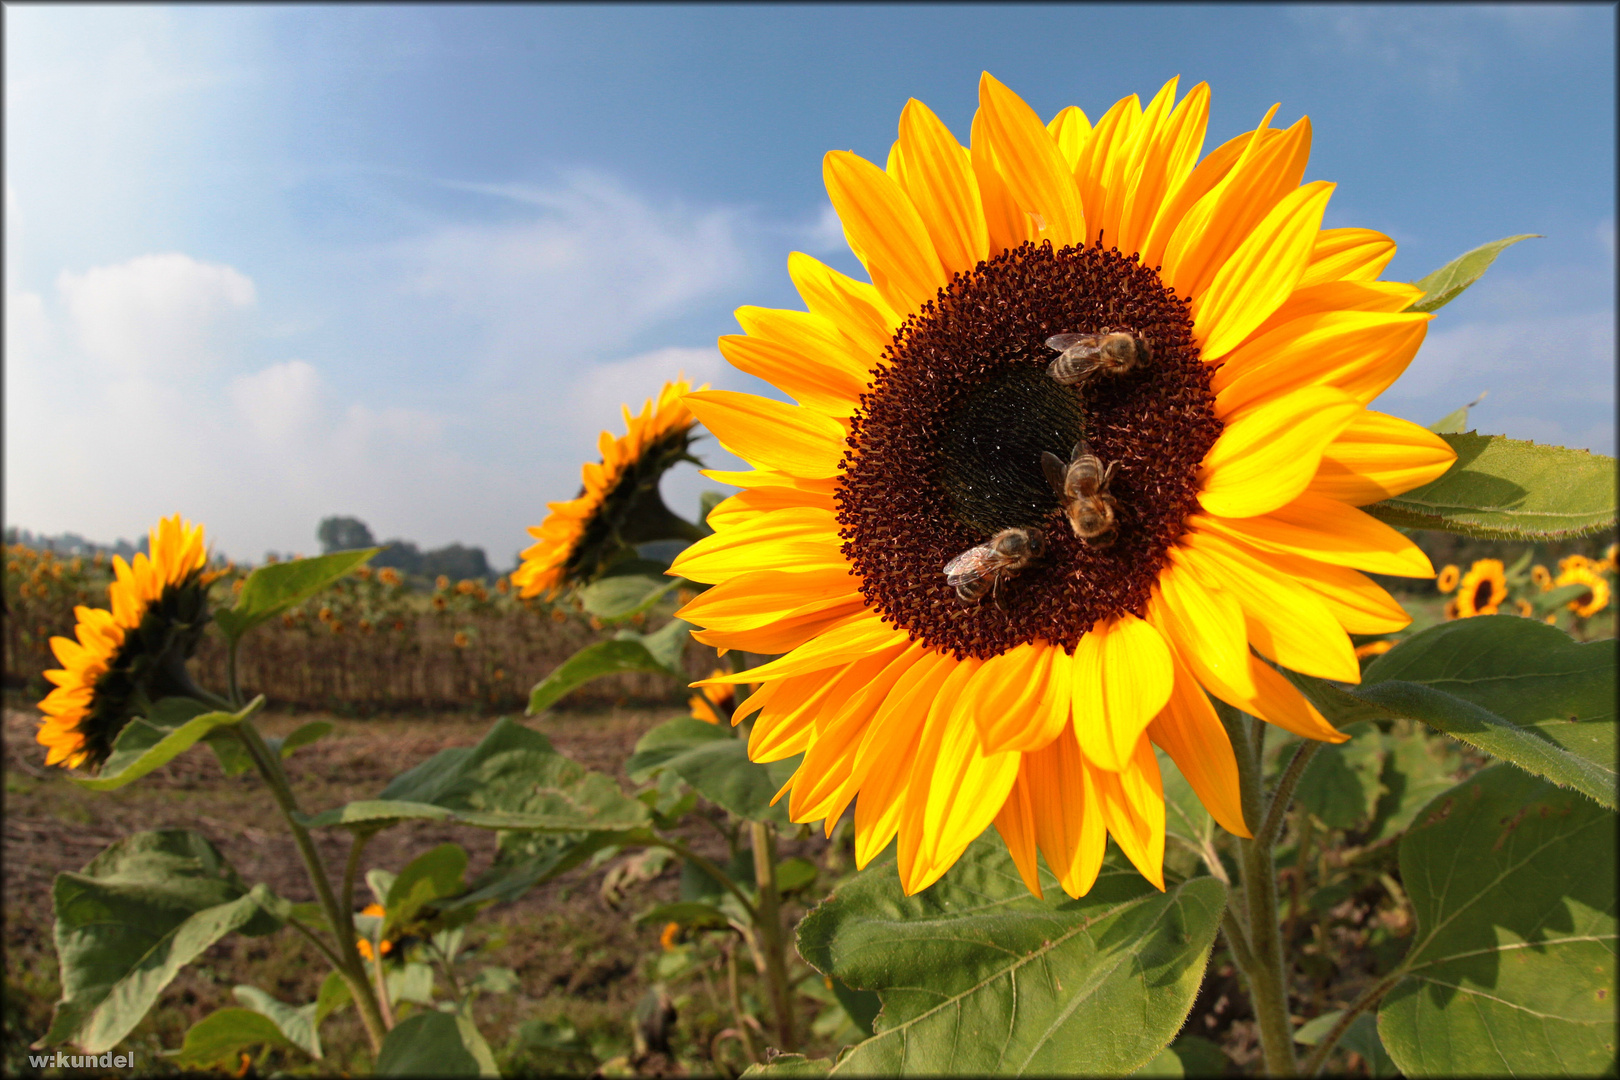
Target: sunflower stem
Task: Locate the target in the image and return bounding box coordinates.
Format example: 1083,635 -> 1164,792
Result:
750,820 -> 797,1052
1258,740 -> 1319,850
1297,973 -> 1401,1076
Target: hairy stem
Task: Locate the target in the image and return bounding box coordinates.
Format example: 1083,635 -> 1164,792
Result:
1258,741 -> 1320,850
750,820 -> 796,1052
725,943 -> 764,1065
650,836 -> 757,920
1298,974 -> 1401,1076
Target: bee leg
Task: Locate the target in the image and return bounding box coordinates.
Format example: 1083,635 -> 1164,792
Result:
1101,459 -> 1120,491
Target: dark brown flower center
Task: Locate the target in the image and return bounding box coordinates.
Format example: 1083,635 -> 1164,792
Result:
836,241 -> 1221,660
1472,579 -> 1495,609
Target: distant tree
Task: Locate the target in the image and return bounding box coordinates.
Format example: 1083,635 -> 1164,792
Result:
372,540 -> 424,575
317,516 -> 377,553
418,544 -> 492,582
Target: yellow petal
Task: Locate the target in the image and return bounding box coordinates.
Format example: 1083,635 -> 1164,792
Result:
671,506 -> 846,583
853,650 -> 957,868
1212,310 -> 1430,415
975,72 -> 1087,247
1297,228 -> 1397,289
1024,728 -> 1107,898
1235,280 -> 1426,348
1240,546 -> 1414,635
971,107 -> 1037,256
824,150 -> 946,316
1046,104 -> 1092,171
1093,738 -> 1165,890
1070,614 -> 1174,772
1142,122 -> 1272,271
971,641 -> 1071,753
1245,658 -> 1348,743
1198,385 -> 1361,518
893,98 -> 988,281
786,251 -> 899,362
1194,181 -> 1335,360
993,771 -> 1044,898
676,565 -> 861,632
723,308 -> 871,415
1149,556 -> 1257,702
1117,80 -> 1209,258
684,390 -> 848,479
1148,651 -> 1250,837
1189,496 -> 1434,577
1307,410 -> 1458,505
1071,90 -> 1141,247
702,613 -> 907,686
691,602 -> 869,655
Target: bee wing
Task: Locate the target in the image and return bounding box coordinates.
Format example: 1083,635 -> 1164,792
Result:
943,546 -> 994,586
1045,333 -> 1090,353
1041,451 -> 1069,498
1071,438 -> 1092,462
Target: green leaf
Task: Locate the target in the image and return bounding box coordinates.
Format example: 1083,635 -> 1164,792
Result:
296,717 -> 651,831
796,835 -> 1227,1075
1370,725 -> 1462,841
635,901 -> 731,931
775,856 -> 818,893
1295,1012 -> 1396,1078
577,574 -> 681,621
451,831 -> 631,909
1530,581 -> 1593,616
42,831 -> 281,1052
827,974 -> 882,1038
469,966 -> 520,996
386,962 -> 436,1007
1297,722 -> 1385,829
1405,234 -> 1537,314
374,1010 -> 499,1077
526,620 -> 693,714
383,843 -> 468,937
214,548 -> 381,643
1379,764 -> 1617,1076
314,970 -> 351,1026
1363,434 -> 1617,540
741,1055 -> 834,1077
1427,392 -> 1487,435
232,985 -> 321,1060
626,717 -> 799,824
167,1008 -> 296,1069
269,720 -> 334,760
74,696 -> 265,791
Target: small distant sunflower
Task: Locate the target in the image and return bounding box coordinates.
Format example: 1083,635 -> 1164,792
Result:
1531,564 -> 1552,590
356,903 -> 394,961
37,516 -> 213,770
1555,564 -> 1609,618
1515,598 -> 1534,618
673,75 -> 1452,897
514,379 -> 707,600
689,671 -> 736,725
1455,559 -> 1507,617
1435,564 -> 1460,593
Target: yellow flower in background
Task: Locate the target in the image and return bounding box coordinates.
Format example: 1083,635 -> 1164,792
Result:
1435,564 -> 1460,593
1531,564 -> 1552,590
453,631 -> 471,649
1516,598 -> 1534,617
689,671 -> 737,725
1454,559 -> 1507,617
36,516 -> 211,770
1555,564 -> 1609,618
659,921 -> 681,951
355,565 -> 374,581
673,75 -> 1451,898
514,379 -> 705,600
435,574 -> 450,591
378,567 -> 402,587
356,902 -> 394,961
1558,554 -> 1593,574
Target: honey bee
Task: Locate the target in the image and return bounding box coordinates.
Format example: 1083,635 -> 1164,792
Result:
1042,439 -> 1120,545
943,527 -> 1046,604
1045,331 -> 1149,387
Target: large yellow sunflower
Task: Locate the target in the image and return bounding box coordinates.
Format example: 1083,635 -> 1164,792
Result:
37,515 -> 212,770
514,378 -> 706,599
672,75 -> 1453,898
1454,558 -> 1507,617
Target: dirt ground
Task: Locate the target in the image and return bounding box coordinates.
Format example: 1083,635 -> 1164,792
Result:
2,701 -> 841,1077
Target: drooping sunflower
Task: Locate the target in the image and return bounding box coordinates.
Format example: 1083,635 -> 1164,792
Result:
514,379 -> 707,600
673,75 -> 1453,897
1555,564 -> 1610,618
1454,558 -> 1507,617
37,515 -> 213,770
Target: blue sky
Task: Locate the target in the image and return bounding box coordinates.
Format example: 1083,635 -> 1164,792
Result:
6,4 -> 1614,563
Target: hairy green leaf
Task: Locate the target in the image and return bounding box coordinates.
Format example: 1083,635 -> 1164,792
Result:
374,1010 -> 498,1077
626,717 -> 799,823
76,697 -> 264,791
167,1008 -> 297,1069
383,843 -> 468,937
1370,725 -> 1463,841
1379,765 -> 1617,1076
1363,434 -> 1616,539
214,548 -> 380,643
1405,235 -> 1537,313
1297,722 -> 1386,829
741,1055 -> 834,1076
797,835 -> 1226,1075
527,620 -> 693,714
314,971 -> 351,1026
232,985 -> 321,1060
577,574 -> 682,621
42,831 -> 281,1052
296,717 -> 650,831
1295,1012 -> 1396,1078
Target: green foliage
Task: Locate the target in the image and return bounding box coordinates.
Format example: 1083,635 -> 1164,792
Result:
576,573 -> 682,622
296,717 -> 652,831
795,835 -> 1226,1075
1297,722 -> 1385,830
1379,765 -> 1617,1076
627,716 -> 801,824
232,985 -> 322,1060
1363,434 -> 1617,539
1295,1012 -> 1396,1078
527,620 -> 694,713
383,843 -> 469,937
42,831 -> 282,1053
636,901 -> 731,931
1369,724 -> 1462,841
214,548 -> 382,643
1427,392 -> 1486,435
167,1007 -> 298,1069
1291,616 -> 1616,809
1405,235 -> 1537,314
1133,1036 -> 1231,1077
742,1054 -> 835,1076
374,1010 -> 500,1077
75,696 -> 265,791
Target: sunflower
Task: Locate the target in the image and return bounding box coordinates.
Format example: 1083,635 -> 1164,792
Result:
671,75 -> 1453,898
514,379 -> 708,600
1455,558 -> 1507,617
689,670 -> 737,725
355,902 -> 394,961
36,515 -> 213,770
1532,564 -> 1552,590
1555,564 -> 1609,618
1435,564 -> 1460,593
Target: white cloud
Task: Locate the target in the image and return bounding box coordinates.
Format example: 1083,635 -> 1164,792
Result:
58,253 -> 256,376
228,359 -> 323,442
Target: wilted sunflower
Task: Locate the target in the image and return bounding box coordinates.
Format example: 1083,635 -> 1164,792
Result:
673,75 -> 1453,897
37,515 -> 214,770
514,379 -> 707,600
1455,558 -> 1507,617
1435,564 -> 1460,593
1555,564 -> 1609,618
